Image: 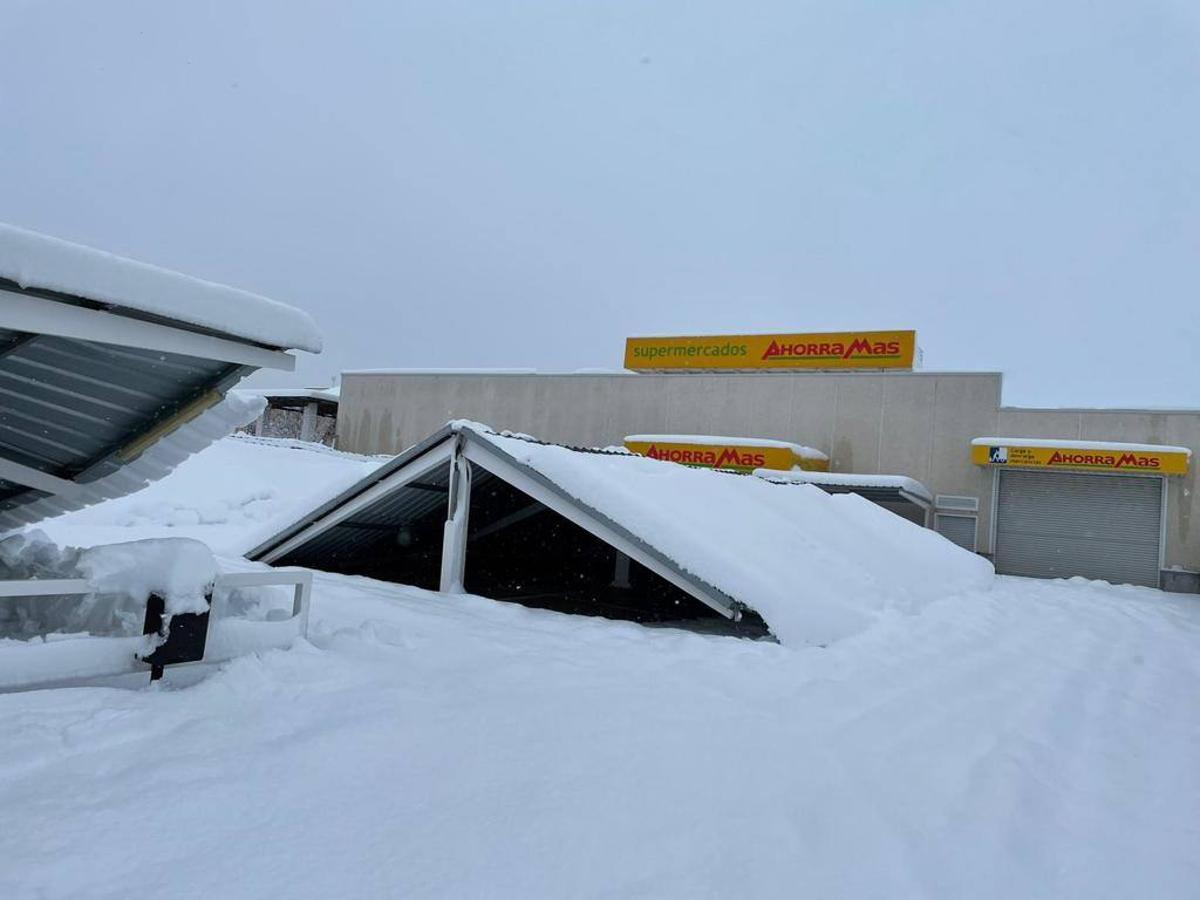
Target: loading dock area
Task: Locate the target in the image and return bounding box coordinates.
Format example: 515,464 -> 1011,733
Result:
973,438 -> 1190,589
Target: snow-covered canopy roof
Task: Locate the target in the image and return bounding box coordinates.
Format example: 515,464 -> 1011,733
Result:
251,422 -> 991,646
0,223 -> 323,533
232,386 -> 340,404
755,469 -> 934,505
0,222 -> 321,353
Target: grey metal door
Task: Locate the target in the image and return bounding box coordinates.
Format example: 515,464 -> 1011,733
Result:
935,514 -> 977,552
994,469 -> 1162,587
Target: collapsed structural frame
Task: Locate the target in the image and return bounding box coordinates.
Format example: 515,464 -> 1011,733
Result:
249,424 -> 744,622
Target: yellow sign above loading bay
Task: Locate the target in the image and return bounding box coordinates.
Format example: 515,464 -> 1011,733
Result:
624,330 -> 918,372
971,440 -> 1190,476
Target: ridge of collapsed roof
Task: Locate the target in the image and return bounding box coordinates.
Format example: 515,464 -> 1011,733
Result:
447,420 -> 635,458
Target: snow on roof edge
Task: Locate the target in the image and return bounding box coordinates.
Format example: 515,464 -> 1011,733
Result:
0,222 -> 322,353
755,469 -> 934,503
232,387 -> 340,403
625,434 -> 828,460
972,437 -> 1191,456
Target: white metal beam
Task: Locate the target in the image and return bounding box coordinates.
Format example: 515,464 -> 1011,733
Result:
0,578 -> 91,598
462,440 -> 739,620
0,457 -> 85,500
257,442 -> 455,564
0,290 -> 296,371
438,451 -> 471,593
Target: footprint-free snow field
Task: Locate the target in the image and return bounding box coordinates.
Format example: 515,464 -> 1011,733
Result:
1,437 -> 1198,899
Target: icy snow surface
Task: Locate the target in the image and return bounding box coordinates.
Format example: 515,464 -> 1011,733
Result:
472,426 -> 991,646
30,435 -> 385,556
1,437 -> 1199,898
0,222 -> 322,352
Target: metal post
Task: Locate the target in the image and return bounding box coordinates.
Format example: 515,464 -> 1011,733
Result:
439,445 -> 472,593
612,551 -> 632,588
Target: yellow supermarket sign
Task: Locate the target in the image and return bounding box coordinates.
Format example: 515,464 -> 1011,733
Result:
971,442 -> 1190,476
624,330 -> 917,371
624,439 -> 829,473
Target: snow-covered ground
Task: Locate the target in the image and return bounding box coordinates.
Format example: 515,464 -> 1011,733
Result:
2,437 -> 1199,898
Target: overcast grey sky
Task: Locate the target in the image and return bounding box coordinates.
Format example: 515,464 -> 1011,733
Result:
2,1 -> 1198,407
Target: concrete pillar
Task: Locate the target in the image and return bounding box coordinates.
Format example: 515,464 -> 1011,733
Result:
300,401 -> 318,443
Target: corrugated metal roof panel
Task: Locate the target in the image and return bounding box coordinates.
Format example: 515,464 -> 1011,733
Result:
0,333 -> 235,486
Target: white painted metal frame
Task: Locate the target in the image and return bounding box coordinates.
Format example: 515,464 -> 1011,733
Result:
0,457 -> 86,499
461,439 -> 740,620
0,568 -> 313,692
438,449 -> 472,593
257,442 -> 455,564
0,289 -> 296,370
0,577 -> 91,597
210,569 -> 314,637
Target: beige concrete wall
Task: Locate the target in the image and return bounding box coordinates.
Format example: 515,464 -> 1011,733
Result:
338,369 -> 1003,538
338,372 -> 1200,576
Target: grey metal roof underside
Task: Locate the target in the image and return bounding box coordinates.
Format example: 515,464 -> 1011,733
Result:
249,425 -> 741,618
786,483 -> 928,508
246,425 -> 459,560
0,324 -> 249,526
274,461 -> 456,570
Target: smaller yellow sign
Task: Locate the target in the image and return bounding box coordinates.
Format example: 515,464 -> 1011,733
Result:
971,442 -> 1189,476
624,330 -> 917,372
624,439 -> 829,473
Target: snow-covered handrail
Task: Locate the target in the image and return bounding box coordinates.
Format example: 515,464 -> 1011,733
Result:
0,569 -> 313,693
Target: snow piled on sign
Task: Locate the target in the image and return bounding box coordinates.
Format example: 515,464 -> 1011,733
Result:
625,433 -> 829,461
470,425 -> 993,646
973,436 -> 1191,455
0,222 -> 322,352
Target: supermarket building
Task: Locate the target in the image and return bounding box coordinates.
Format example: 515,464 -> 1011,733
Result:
334,331 -> 1199,593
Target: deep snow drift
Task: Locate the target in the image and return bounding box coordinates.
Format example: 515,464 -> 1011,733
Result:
1,436 -> 1198,899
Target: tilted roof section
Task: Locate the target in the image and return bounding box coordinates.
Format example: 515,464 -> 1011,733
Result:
251,422 -> 992,646
0,222 -> 322,353
0,392 -> 266,533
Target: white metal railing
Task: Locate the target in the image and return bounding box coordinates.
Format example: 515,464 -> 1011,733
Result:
0,568 -> 313,693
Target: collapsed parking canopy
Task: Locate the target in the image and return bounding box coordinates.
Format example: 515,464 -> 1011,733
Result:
251,422 -> 993,646
0,223 -> 319,533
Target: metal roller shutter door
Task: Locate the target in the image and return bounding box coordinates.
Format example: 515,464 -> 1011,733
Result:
936,514 -> 977,552
994,469 -> 1162,587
